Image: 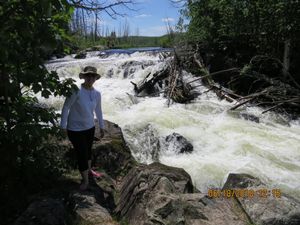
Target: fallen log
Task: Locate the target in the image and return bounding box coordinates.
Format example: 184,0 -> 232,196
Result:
230,98 -> 255,110
131,67 -> 170,96
187,68 -> 240,85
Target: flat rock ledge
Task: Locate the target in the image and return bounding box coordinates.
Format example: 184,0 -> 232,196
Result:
223,173 -> 300,225
14,121 -> 300,225
115,162 -> 251,225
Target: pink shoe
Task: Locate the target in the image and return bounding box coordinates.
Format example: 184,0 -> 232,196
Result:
89,169 -> 103,178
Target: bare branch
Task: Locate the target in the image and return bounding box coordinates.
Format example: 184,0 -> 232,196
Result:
69,0 -> 136,13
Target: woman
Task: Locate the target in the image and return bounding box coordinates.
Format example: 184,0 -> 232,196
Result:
60,66 -> 105,190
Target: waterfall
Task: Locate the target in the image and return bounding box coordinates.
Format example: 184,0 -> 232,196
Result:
44,49 -> 300,200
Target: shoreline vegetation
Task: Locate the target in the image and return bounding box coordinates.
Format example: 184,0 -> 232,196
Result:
70,35 -> 175,52
1,0 -> 299,224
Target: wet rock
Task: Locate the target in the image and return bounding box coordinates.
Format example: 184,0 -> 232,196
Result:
92,120 -> 137,179
223,173 -> 300,225
121,61 -> 154,78
53,53 -> 66,59
98,52 -> 109,58
115,163 -> 250,225
123,67 -> 137,78
121,60 -> 154,69
240,112 -> 260,123
14,198 -> 66,225
179,193 -> 251,225
124,124 -> 160,162
106,68 -> 114,77
63,120 -> 136,179
74,51 -> 87,59
115,163 -> 193,218
223,173 -> 263,189
121,60 -> 142,69
164,133 -> 193,154
68,191 -> 119,225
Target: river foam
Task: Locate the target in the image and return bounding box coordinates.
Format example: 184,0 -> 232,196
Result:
44,50 -> 300,200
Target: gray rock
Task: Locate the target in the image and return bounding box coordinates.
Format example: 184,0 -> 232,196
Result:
115,163 -> 250,225
68,191 -> 119,225
240,112 -> 260,123
106,68 -> 114,77
223,173 -> 263,189
92,120 -> 136,179
124,124 -> 160,162
63,119 -> 136,179
164,133 -> 193,154
223,173 -> 300,225
179,193 -> 251,225
98,52 -> 109,58
74,51 -> 87,59
121,60 -> 155,78
14,198 -> 66,225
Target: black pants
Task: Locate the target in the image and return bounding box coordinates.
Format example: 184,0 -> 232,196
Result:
67,127 -> 95,172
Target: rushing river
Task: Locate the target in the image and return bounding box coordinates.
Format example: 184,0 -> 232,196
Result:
44,48 -> 300,200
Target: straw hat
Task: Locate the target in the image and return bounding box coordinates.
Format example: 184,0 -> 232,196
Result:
79,66 -> 101,80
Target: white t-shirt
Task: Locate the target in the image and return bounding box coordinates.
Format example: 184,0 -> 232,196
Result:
60,85 -> 104,131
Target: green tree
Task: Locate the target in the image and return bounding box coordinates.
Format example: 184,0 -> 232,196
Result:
186,0 -> 300,64
0,0 -> 76,221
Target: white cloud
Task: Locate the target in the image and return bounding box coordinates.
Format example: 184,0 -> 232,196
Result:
140,25 -> 168,37
162,17 -> 175,23
135,14 -> 152,18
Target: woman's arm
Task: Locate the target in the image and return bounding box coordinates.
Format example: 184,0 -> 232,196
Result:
95,92 -> 105,135
60,91 -> 78,129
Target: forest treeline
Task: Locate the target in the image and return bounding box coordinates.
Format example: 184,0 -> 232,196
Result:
181,0 -> 299,79
0,0 -> 299,223
172,0 -> 300,116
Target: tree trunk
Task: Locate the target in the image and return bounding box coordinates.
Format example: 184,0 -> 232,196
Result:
81,8 -> 87,38
94,10 -> 98,43
0,71 -> 11,130
283,39 -> 291,77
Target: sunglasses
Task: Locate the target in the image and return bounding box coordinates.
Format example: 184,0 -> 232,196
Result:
85,73 -> 97,78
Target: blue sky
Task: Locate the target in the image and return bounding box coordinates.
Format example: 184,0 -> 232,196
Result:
99,0 -> 182,37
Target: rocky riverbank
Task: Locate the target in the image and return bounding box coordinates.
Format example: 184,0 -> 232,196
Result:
13,120 -> 300,225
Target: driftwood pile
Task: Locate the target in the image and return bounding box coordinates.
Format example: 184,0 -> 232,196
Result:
227,56 -> 300,115
130,65 -> 170,97
130,55 -> 200,104
131,47 -> 300,117
188,46 -> 300,116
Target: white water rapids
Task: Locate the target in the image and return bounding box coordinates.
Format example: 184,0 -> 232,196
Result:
44,50 -> 300,200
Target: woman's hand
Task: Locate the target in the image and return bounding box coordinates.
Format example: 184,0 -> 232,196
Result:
60,128 -> 68,138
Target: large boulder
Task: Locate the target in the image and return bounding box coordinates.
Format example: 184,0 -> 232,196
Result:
68,191 -> 119,225
115,163 -> 251,225
14,198 -> 66,225
115,162 -> 193,223
92,120 -> 137,179
223,173 -> 300,225
64,120 -> 136,179
14,176 -> 120,225
164,132 -> 193,154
